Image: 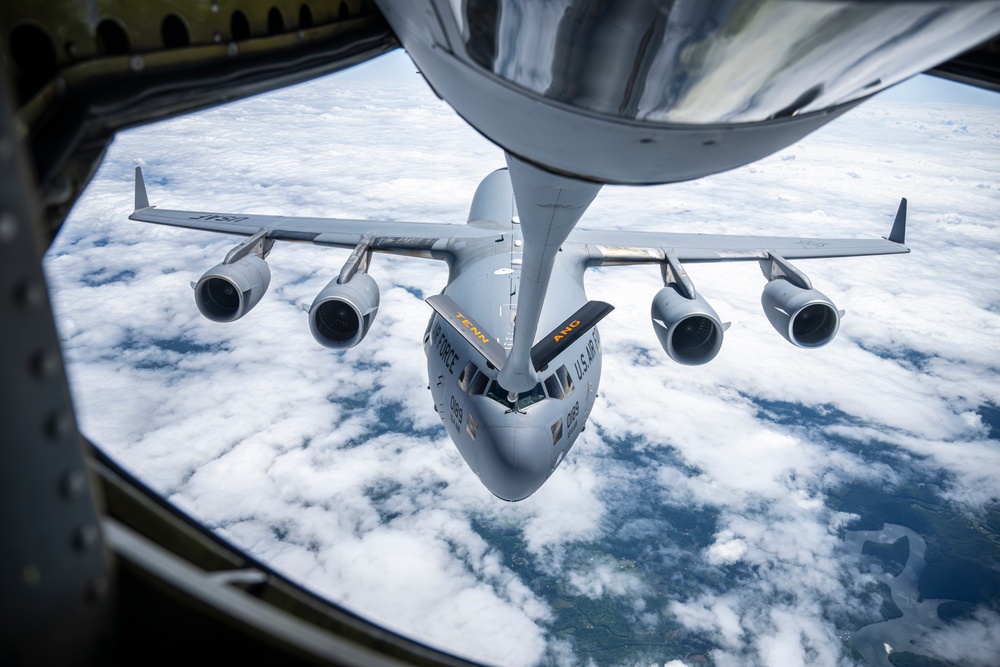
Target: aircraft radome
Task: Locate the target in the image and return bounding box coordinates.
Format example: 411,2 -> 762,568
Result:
129,160 -> 908,501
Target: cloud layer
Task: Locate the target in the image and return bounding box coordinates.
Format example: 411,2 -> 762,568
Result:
44,67 -> 1000,667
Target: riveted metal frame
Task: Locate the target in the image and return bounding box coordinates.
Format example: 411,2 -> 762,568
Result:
0,67 -> 110,666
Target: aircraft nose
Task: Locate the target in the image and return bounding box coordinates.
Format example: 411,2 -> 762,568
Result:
477,426 -> 552,502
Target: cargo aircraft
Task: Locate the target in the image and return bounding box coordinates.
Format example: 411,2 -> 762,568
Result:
130,154 -> 907,501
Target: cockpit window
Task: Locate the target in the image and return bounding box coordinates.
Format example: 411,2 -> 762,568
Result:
458,361 -> 477,392
468,371 -> 489,396
485,381 -> 514,408
544,374 -> 564,400
518,383 -> 546,410
556,365 -> 574,395
484,381 -> 547,411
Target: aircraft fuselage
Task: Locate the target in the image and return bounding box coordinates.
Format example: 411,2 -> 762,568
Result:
423,170 -> 602,501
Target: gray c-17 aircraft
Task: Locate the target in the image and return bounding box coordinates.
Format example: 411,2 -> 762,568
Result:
130,156 -> 908,501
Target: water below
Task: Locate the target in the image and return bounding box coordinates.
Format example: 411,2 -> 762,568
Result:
845,524 -> 951,666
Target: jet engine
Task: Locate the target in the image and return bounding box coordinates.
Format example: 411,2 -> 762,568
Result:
194,255 -> 271,322
761,278 -> 840,348
650,285 -> 724,366
308,273 -> 380,349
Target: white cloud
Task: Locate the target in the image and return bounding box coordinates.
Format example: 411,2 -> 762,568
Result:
566,558 -> 644,600
669,595 -> 744,651
704,532 -> 747,566
914,608 -> 1000,667
43,60 -> 1000,667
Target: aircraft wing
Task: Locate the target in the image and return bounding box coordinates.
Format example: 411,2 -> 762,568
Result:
572,199 -> 909,265
129,167 -> 502,256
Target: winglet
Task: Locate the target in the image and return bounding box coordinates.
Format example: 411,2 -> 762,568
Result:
134,166 -> 150,211
888,197 -> 906,244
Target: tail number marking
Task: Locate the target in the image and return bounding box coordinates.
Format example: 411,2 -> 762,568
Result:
567,401 -> 580,434
450,396 -> 464,432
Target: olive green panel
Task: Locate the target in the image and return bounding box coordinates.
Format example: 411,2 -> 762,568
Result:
0,0 -> 396,243
1,0 -> 377,64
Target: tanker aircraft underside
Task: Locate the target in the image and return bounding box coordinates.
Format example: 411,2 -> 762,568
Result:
129,157 -> 908,500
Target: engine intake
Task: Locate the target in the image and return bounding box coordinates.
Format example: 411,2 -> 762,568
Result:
650,286 -> 724,365
308,273 -> 380,349
194,255 -> 270,322
761,278 -> 840,348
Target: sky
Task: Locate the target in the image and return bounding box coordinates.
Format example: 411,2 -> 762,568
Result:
44,47 -> 1000,667
345,48 -> 1000,106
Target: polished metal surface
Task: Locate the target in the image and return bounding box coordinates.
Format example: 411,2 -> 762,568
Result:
1,0 -> 396,244
377,0 -> 1000,183
0,64 -> 110,666
447,0 -> 1000,124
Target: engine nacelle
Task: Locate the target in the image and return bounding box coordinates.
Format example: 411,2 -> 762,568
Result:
194,255 -> 271,322
761,278 -> 840,348
650,286 -> 724,365
308,273 -> 380,349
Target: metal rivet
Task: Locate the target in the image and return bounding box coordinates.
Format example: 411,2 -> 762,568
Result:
15,280 -> 45,308
210,1 -> 219,12
74,524 -> 100,551
46,411 -> 75,439
0,212 -> 16,244
130,55 -> 145,72
227,42 -> 239,57
62,469 -> 87,498
23,565 -> 41,586
31,350 -> 61,378
213,32 -> 222,43
84,576 -> 109,604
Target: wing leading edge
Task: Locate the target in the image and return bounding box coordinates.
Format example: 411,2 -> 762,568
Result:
572,198 -> 909,265
129,166 -> 503,256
